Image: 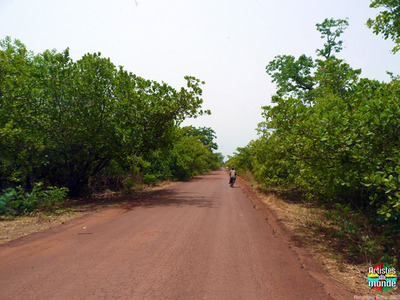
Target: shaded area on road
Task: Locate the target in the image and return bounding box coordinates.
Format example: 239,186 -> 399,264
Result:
125,190 -> 216,209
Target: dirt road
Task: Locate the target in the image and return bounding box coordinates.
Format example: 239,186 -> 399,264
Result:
0,170 -> 353,299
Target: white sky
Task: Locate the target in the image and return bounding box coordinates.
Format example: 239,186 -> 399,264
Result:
0,0 -> 398,158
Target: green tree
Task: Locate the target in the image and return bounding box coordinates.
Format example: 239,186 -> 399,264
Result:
0,37 -> 45,189
238,18 -> 400,217
316,18 -> 349,58
367,0 -> 400,53
141,126 -> 223,183
230,14 -> 400,264
186,126 -> 218,151
265,18 -> 349,102
0,37 -> 210,195
265,54 -> 315,99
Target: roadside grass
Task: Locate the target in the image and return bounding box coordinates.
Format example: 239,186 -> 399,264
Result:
260,191 -> 368,294
241,173 -> 399,296
0,209 -> 88,244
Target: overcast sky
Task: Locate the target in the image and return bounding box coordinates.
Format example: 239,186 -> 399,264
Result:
0,0 -> 398,158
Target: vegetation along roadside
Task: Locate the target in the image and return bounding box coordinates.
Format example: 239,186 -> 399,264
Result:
228,1 -> 400,295
0,33 -> 224,215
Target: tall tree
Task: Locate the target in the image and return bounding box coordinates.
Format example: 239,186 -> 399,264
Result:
186,126 -> 218,151
265,18 -> 350,103
316,18 -> 349,58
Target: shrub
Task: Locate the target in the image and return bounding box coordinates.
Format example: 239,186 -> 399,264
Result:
143,174 -> 159,186
0,183 -> 68,216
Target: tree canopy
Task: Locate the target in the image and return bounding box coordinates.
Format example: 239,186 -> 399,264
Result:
0,37 -> 223,196
367,0 -> 400,53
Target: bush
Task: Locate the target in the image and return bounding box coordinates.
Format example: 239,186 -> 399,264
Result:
0,192 -> 13,216
143,174 -> 159,186
0,183 -> 68,216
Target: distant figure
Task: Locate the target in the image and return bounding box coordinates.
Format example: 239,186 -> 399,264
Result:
229,168 -> 236,187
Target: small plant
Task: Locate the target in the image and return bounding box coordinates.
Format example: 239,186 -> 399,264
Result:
39,185 -> 69,211
123,178 -> 136,193
325,203 -> 360,237
359,235 -> 381,263
0,183 -> 69,216
143,174 -> 159,186
0,191 -> 14,216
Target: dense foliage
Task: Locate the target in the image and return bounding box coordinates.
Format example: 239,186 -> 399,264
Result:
228,15 -> 400,261
0,183 -> 68,216
0,37 -> 223,204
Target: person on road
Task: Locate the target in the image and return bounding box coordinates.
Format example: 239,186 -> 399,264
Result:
229,168 -> 236,186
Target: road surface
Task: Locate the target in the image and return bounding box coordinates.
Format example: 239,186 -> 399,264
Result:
0,170 -> 353,299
